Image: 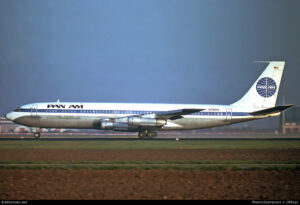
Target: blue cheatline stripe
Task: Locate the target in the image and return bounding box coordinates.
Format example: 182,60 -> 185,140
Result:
17,109 -> 250,117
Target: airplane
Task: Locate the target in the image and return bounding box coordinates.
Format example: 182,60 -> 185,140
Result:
5,61 -> 294,139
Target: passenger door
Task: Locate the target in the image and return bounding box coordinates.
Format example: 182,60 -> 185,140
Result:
31,105 -> 37,117
226,108 -> 232,120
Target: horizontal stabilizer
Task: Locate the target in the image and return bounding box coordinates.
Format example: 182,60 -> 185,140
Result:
155,109 -> 205,120
250,104 -> 294,116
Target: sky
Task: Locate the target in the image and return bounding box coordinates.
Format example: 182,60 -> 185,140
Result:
0,0 -> 299,128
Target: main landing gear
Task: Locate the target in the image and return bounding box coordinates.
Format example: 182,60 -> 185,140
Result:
138,130 -> 157,139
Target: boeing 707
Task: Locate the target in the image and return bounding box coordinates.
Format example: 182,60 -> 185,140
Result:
5,61 -> 293,138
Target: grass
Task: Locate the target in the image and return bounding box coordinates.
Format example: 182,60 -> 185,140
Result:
0,164 -> 298,171
0,139 -> 299,170
0,160 -> 299,165
0,160 -> 298,171
0,140 -> 299,150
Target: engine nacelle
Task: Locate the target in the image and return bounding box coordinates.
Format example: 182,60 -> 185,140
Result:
100,121 -> 114,130
100,121 -> 136,131
100,117 -> 166,131
127,116 -> 166,127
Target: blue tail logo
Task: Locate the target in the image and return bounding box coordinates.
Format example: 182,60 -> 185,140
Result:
256,77 -> 277,98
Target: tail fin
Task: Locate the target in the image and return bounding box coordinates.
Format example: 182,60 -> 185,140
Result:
231,61 -> 285,108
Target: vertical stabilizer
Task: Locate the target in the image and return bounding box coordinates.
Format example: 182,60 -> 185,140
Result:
231,61 -> 285,108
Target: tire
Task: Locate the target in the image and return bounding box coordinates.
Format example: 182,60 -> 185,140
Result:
34,132 -> 40,139
138,132 -> 146,139
147,132 -> 157,139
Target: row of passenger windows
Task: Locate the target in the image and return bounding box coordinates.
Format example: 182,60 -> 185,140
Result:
15,108 -> 227,116
39,109 -> 154,114
192,112 -> 224,116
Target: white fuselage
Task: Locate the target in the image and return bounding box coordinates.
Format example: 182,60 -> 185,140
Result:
6,102 -> 266,131
4,61 -> 287,137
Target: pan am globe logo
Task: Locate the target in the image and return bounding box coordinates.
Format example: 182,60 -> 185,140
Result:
256,77 -> 277,98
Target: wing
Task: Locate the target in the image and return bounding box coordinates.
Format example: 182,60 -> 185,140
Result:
149,108 -> 205,120
101,108 -> 205,130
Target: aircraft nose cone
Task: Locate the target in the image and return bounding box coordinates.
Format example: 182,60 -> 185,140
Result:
5,112 -> 14,121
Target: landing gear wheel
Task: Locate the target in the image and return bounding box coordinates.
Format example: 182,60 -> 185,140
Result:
147,132 -> 157,139
138,131 -> 147,139
152,132 -> 157,138
34,132 -> 40,139
138,131 -> 157,139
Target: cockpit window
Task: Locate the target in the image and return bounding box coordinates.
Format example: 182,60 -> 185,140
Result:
14,108 -> 24,112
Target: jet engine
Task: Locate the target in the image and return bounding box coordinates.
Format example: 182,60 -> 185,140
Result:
100,116 -> 166,131
127,116 -> 166,127
100,121 -> 136,131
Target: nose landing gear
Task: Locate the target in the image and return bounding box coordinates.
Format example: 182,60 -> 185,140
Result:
33,128 -> 41,139
33,132 -> 41,139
